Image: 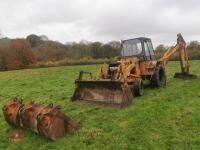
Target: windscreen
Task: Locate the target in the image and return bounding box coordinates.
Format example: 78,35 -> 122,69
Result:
121,39 -> 142,56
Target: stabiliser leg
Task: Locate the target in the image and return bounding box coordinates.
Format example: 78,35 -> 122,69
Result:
174,72 -> 198,80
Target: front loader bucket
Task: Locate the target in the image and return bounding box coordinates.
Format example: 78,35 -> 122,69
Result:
174,72 -> 198,80
71,80 -> 133,108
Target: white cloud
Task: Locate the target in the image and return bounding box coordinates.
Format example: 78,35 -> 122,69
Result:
0,0 -> 200,46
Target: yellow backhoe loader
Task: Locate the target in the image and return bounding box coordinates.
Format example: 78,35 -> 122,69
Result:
71,34 -> 197,108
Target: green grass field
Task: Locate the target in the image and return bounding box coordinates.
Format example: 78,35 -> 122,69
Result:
0,61 -> 200,150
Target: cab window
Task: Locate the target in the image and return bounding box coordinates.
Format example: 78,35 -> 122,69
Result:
122,39 -> 143,56
144,42 -> 150,56
147,41 -> 154,56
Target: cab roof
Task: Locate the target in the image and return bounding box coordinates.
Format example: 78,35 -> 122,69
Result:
122,37 -> 151,43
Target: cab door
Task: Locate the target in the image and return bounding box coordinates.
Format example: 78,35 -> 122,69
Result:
140,40 -> 157,76
143,40 -> 156,60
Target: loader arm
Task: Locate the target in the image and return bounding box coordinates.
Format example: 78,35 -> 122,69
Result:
160,33 -> 189,74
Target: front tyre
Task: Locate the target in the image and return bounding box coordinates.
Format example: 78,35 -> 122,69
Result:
133,78 -> 144,96
151,64 -> 166,87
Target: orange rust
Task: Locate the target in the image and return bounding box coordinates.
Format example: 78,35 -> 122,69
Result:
3,98 -> 80,140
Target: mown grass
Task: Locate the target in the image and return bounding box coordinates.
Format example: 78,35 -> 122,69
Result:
0,61 -> 200,150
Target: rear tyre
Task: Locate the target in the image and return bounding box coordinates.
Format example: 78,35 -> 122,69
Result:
151,64 -> 166,87
133,78 -> 144,96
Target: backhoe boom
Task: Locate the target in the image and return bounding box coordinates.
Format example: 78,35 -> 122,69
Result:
160,33 -> 197,79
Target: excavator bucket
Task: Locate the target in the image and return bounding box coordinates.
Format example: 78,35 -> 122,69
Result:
174,72 -> 198,79
2,98 -> 80,140
71,80 -> 133,108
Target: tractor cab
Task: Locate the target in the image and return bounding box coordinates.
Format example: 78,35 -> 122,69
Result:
121,37 -> 156,60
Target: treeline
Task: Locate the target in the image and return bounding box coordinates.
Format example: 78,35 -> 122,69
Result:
0,34 -> 121,71
0,34 -> 200,71
27,34 -> 121,61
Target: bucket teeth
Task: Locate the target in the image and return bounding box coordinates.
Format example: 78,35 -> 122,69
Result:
2,98 -> 80,140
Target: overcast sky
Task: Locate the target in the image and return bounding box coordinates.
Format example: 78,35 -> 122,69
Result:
0,0 -> 199,46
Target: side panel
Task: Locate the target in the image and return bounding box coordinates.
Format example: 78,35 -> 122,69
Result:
139,60 -> 157,76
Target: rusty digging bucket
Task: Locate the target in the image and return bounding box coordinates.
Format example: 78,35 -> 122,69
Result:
2,98 -> 80,140
174,72 -> 198,80
71,80 -> 133,108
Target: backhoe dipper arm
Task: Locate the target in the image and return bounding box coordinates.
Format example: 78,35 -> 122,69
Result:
160,33 -> 189,74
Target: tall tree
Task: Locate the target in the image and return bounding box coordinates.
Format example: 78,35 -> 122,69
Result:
0,48 -> 6,70
26,34 -> 42,47
5,39 -> 36,70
